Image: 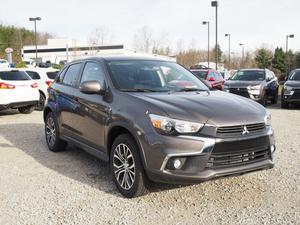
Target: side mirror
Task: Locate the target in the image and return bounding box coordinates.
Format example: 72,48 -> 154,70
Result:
79,80 -> 105,95
209,77 -> 215,82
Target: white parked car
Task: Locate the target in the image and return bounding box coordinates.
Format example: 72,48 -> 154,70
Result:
0,69 -> 39,113
0,59 -> 10,69
19,68 -> 59,110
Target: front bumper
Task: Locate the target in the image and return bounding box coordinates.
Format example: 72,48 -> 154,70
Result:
282,89 -> 300,103
225,88 -> 263,102
142,126 -> 275,184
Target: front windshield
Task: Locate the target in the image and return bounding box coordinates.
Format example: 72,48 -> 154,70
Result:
289,71 -> 300,81
231,70 -> 265,81
107,60 -> 209,92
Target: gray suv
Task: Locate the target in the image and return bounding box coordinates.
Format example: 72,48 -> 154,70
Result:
44,56 -> 275,198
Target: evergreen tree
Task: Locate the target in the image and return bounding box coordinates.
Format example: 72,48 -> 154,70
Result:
254,48 -> 273,68
272,47 -> 286,73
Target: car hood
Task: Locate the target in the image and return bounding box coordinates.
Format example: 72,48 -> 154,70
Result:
284,80 -> 300,88
225,80 -> 263,88
129,91 -> 266,126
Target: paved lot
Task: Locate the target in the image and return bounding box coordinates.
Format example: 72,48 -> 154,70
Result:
0,105 -> 299,225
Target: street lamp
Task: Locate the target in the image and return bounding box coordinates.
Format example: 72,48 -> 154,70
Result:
225,33 -> 231,69
202,21 -> 210,68
211,1 -> 218,70
239,43 -> 244,68
285,34 -> 294,75
29,17 -> 42,63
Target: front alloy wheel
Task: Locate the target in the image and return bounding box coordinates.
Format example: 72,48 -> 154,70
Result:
110,134 -> 147,198
113,144 -> 135,190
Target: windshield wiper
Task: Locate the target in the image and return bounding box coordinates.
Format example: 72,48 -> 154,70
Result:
178,88 -> 207,92
120,88 -> 156,92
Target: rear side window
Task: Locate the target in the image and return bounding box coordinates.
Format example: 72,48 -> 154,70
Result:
0,71 -> 31,80
81,62 -> 105,83
26,71 -> 41,80
47,71 -> 58,79
62,63 -> 82,87
191,70 -> 207,79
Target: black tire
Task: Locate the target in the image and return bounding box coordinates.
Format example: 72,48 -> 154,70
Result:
18,105 -> 35,114
259,95 -> 267,107
281,100 -> 289,109
36,92 -> 46,111
271,91 -> 278,104
110,134 -> 148,198
45,112 -> 67,152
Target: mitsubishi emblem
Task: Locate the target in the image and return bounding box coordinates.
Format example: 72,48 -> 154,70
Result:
242,125 -> 250,135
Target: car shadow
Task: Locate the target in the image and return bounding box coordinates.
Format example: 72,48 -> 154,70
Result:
0,123 -> 186,197
0,109 -> 19,116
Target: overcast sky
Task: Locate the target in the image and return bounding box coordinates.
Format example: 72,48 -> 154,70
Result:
0,0 -> 299,54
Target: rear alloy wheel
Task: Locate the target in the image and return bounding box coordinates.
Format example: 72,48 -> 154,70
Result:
18,105 -> 35,114
110,134 -> 147,198
45,112 -> 67,152
36,93 -> 46,111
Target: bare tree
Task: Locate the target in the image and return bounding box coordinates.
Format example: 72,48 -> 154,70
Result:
133,26 -> 154,53
88,26 -> 114,46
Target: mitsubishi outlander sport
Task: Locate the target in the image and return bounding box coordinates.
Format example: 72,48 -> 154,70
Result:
44,57 -> 275,198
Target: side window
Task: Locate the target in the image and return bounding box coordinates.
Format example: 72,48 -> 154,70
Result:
81,62 -> 105,84
26,71 -> 41,80
62,63 -> 82,87
56,67 -> 67,83
207,71 -> 214,80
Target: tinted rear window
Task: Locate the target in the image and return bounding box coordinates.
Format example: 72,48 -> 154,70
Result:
0,71 -> 31,80
47,71 -> 58,79
26,71 -> 41,80
191,70 -> 207,79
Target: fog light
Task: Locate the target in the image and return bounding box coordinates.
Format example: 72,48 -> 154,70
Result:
270,145 -> 276,153
174,159 -> 182,169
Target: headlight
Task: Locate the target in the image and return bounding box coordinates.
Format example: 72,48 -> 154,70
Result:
283,85 -> 294,95
149,114 -> 204,134
264,111 -> 271,126
247,85 -> 262,95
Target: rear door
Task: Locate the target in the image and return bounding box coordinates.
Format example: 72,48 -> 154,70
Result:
265,70 -> 277,98
55,62 -> 84,139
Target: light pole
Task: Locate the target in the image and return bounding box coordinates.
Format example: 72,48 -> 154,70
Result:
225,33 -> 231,69
239,43 -> 244,68
29,17 -> 42,63
285,34 -> 294,75
202,21 -> 210,68
211,1 -> 218,70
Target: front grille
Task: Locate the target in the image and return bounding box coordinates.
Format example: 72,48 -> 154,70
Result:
207,146 -> 271,169
216,123 -> 266,138
291,90 -> 300,99
229,88 -> 249,98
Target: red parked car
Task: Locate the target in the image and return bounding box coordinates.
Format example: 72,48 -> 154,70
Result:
190,68 -> 225,90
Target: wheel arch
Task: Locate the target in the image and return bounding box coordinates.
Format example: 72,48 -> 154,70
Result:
106,124 -> 147,169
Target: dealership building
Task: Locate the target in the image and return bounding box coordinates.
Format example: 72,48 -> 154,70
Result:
22,38 -> 175,64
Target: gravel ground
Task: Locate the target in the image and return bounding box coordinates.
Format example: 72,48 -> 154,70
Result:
0,105 -> 299,225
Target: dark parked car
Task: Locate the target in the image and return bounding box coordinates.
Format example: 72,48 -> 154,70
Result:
190,68 -> 225,90
224,69 -> 279,106
44,57 -> 275,198
281,69 -> 300,108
